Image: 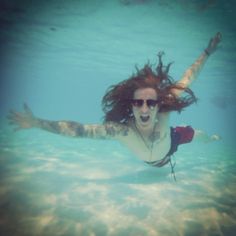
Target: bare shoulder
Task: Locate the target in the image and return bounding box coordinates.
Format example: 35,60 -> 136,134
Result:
103,122 -> 130,137
157,112 -> 170,124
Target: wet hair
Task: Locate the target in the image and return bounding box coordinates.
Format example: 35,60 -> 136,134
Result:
102,52 -> 197,124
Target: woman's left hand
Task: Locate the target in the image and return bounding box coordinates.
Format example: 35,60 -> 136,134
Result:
205,32 -> 222,55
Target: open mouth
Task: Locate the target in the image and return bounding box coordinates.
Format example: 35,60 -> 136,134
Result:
140,115 -> 150,123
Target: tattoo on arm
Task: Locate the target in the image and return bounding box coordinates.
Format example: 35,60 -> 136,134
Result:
36,119 -> 129,139
36,119 -> 85,137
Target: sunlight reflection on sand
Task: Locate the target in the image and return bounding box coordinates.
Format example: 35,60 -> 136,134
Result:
1,123 -> 236,235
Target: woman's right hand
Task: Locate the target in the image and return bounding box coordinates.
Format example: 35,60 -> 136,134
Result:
7,103 -> 37,131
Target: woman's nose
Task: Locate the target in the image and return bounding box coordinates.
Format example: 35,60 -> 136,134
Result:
140,102 -> 149,112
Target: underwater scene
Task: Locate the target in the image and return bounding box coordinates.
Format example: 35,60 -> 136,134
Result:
0,0 -> 236,235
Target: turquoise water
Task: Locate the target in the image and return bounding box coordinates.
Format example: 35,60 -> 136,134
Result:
0,0 -> 236,235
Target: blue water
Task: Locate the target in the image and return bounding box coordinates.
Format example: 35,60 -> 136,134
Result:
0,0 -> 236,235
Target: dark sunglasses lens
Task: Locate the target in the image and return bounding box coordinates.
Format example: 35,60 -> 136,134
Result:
131,99 -> 143,107
131,99 -> 158,108
147,100 -> 158,107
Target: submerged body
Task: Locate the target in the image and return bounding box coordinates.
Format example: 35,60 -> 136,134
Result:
8,33 -> 222,173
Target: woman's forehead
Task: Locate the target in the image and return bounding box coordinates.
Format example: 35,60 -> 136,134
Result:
133,88 -> 157,99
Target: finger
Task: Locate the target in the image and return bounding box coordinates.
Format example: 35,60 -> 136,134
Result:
9,109 -> 17,116
9,110 -> 25,119
213,32 -> 222,45
7,113 -> 24,125
24,103 -> 33,115
216,32 -> 222,41
6,114 -> 17,122
9,109 -> 20,117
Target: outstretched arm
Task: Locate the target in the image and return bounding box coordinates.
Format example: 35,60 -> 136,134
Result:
7,103 -> 129,140
172,32 -> 222,96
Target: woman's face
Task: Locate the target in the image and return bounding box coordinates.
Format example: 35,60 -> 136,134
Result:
132,88 -> 159,130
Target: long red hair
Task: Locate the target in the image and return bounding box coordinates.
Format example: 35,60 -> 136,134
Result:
102,52 -> 197,124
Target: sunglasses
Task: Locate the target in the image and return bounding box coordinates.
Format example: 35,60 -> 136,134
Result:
130,99 -> 159,109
